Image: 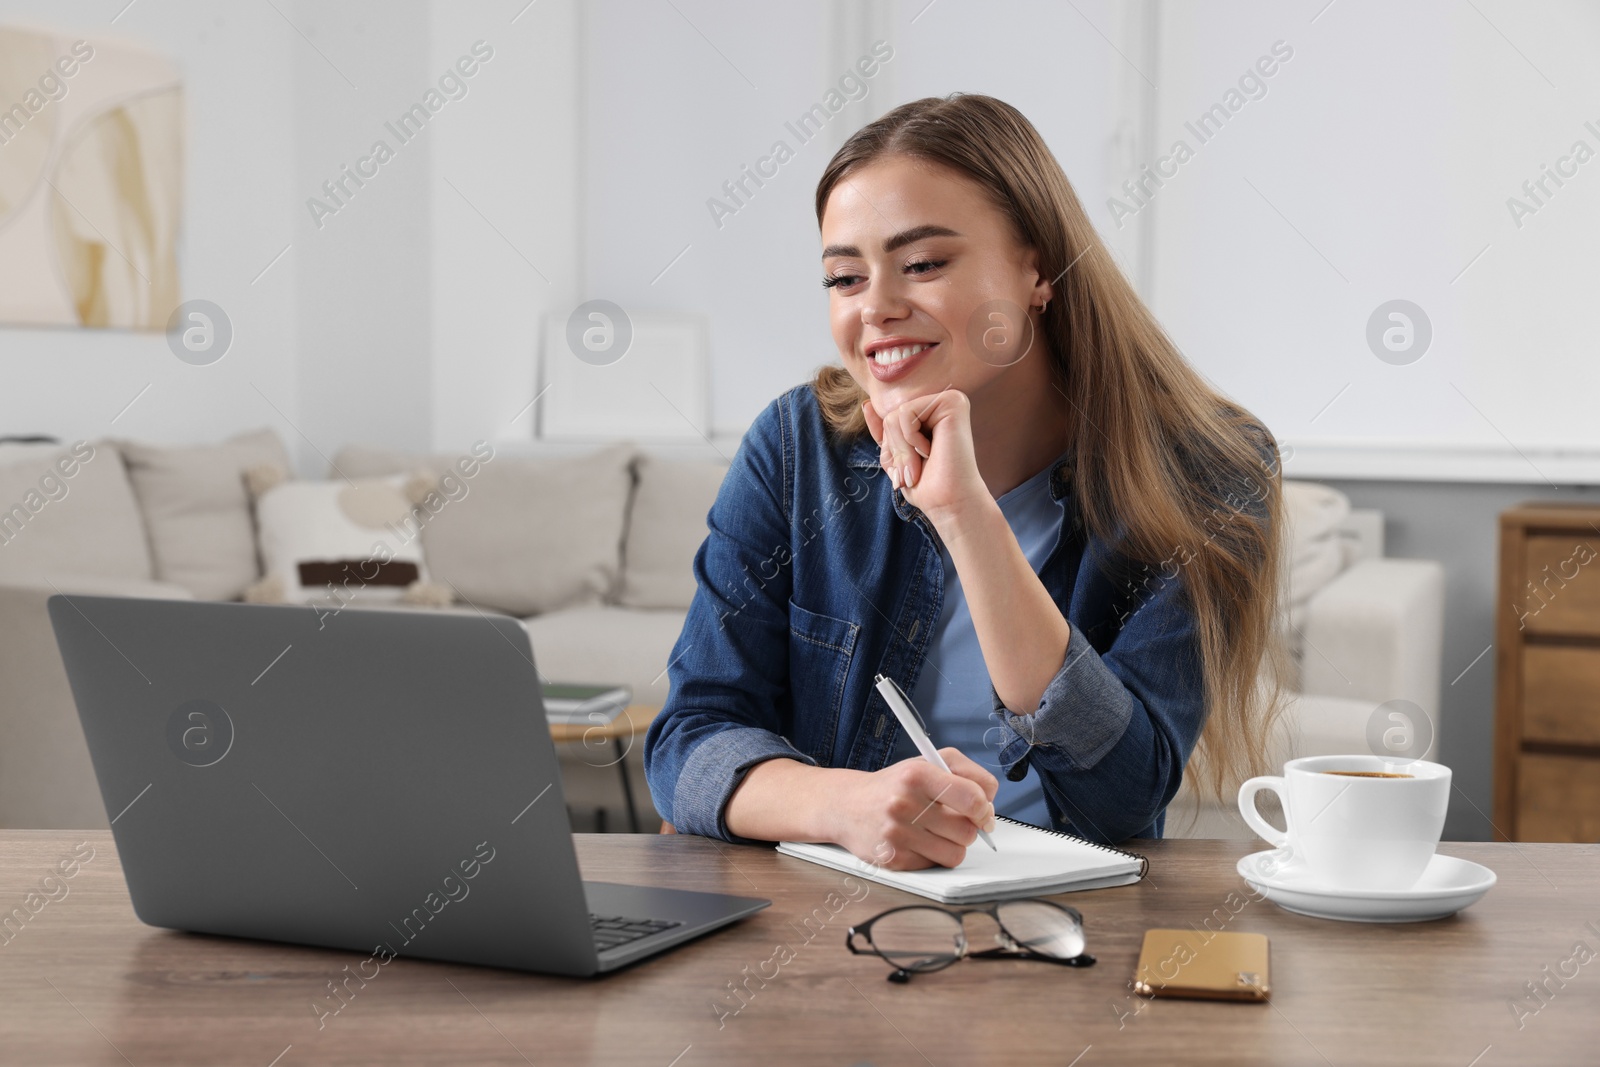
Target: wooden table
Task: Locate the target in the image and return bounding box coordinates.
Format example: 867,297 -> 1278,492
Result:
548,704 -> 660,833
2,832 -> 1595,1066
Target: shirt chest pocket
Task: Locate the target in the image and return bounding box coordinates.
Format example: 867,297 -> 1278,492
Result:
788,598 -> 860,765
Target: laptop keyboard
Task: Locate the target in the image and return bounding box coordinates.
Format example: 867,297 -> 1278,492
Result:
590,913 -> 681,952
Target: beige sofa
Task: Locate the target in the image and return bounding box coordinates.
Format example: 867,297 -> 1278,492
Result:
0,432 -> 1442,839
0,431 -> 724,829
1167,496 -> 1445,838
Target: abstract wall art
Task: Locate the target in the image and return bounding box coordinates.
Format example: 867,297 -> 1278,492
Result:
0,27 -> 184,330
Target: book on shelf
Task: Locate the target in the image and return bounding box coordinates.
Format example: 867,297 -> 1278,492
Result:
541,682 -> 630,726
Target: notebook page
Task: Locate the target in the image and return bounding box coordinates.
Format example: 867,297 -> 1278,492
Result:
779,818 -> 1140,899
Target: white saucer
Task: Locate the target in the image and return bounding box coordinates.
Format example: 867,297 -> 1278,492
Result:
1237,849 -> 1496,923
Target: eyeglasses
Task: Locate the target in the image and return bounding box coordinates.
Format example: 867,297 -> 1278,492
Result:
846,899 -> 1096,983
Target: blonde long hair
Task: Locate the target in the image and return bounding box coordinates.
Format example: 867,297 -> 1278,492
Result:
813,94 -> 1287,805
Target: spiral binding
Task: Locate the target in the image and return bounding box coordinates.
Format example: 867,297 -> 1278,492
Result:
995,815 -> 1151,881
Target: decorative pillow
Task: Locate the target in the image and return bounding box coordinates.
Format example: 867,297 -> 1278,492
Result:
1276,481 -> 1356,690
0,439 -> 153,583
1279,482 -> 1354,609
1281,481 -> 1350,550
326,442 -> 495,483
327,443 -> 423,479
619,454 -> 727,609
418,444 -> 637,616
252,477 -> 432,606
1286,534 -> 1347,610
116,428 -> 290,600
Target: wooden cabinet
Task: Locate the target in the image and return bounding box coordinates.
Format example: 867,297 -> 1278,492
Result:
1495,504 -> 1600,841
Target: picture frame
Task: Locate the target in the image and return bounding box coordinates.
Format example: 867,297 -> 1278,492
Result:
536,309 -> 710,442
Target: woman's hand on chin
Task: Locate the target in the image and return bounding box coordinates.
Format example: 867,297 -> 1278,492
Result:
863,390 -> 991,532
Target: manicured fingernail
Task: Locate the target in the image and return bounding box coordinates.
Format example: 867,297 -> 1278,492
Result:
889,467 -> 900,489
903,465 -> 916,488
984,808 -> 997,832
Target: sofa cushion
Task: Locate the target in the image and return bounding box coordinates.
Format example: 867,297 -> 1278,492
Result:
1282,480 -> 1350,550
328,443 -> 427,480
519,604 -> 689,708
1166,691 -> 1374,840
421,444 -> 636,616
1282,482 -> 1352,606
0,439 -> 153,584
254,477 -> 429,604
1277,481 -> 1355,685
1287,535 -> 1347,612
115,428 -> 290,599
620,454 -> 725,609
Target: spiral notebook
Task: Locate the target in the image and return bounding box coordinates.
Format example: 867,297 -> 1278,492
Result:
776,816 -> 1148,904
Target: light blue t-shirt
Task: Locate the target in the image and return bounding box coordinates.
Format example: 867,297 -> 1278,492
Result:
890,456 -> 1065,828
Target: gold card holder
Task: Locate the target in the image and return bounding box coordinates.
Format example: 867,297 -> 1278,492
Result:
1132,929 -> 1270,1002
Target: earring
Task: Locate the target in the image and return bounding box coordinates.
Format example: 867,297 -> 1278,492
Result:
1037,298 -> 1050,315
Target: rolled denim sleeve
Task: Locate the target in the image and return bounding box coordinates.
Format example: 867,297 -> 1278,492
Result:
994,549 -> 1206,845
994,429 -> 1279,844
643,396 -> 813,843
668,727 -> 815,841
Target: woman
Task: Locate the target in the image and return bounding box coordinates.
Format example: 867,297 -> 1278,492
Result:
643,94 -> 1285,870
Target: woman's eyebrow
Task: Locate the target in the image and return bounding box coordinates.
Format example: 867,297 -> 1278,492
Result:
821,223 -> 962,260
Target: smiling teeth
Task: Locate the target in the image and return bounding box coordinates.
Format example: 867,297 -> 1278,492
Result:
872,343 -> 932,366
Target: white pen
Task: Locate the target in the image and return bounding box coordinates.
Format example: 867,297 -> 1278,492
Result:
874,673 -> 998,851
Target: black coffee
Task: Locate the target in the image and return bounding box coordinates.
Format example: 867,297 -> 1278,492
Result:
1321,770 -> 1413,779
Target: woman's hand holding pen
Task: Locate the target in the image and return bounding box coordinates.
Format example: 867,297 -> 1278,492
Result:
831,748 -> 999,870
862,389 -> 993,534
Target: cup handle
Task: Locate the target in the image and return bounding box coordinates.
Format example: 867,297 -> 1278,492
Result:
1237,775 -> 1291,849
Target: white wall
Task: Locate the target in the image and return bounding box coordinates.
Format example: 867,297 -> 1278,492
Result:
0,0 -> 584,473
288,0 -> 435,471
429,0 -> 581,454
0,1 -> 297,451
6,0 -> 1598,485
1145,0 -> 1600,483
579,0 -> 828,440
578,0 -> 1134,439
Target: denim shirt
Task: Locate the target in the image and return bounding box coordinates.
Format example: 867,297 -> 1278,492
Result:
643,384 -> 1212,846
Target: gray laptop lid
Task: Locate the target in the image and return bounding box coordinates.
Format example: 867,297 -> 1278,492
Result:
49,595 -> 602,976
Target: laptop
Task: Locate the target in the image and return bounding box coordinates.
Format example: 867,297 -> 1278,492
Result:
47,594 -> 768,976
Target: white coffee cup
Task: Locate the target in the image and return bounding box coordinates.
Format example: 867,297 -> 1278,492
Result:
1237,755 -> 1451,892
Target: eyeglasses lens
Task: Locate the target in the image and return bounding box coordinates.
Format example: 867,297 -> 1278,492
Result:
869,908 -> 965,972
995,901 -> 1085,959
